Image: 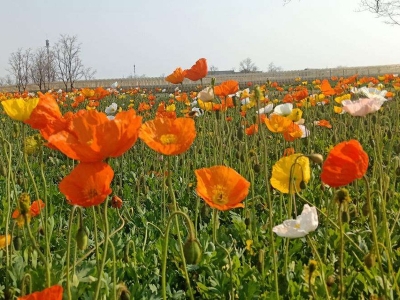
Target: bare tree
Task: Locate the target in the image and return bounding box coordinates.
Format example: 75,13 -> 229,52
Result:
359,0 -> 400,25
8,48 -> 32,92
209,65 -> 219,72
239,58 -> 259,73
53,35 -> 86,91
82,67 -> 96,80
267,62 -> 283,74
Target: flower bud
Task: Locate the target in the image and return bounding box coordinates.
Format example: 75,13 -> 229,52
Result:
13,236 -> 22,251
76,227 -> 88,251
364,252 -> 376,269
306,153 -> 324,164
253,164 -> 261,173
183,238 -> 202,265
18,193 -> 31,216
326,275 -> 335,287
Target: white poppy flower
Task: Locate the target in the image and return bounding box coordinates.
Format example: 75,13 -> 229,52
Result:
257,103 -> 274,115
162,89 -> 166,93
191,100 -> 198,107
354,86 -> 387,102
105,102 -> 118,115
298,124 -> 310,138
273,103 -> 293,116
111,82 -> 118,89
272,204 -> 318,238
198,87 -> 214,102
191,107 -> 204,117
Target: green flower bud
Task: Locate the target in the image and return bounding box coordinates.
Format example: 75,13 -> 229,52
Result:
76,227 -> 88,251
183,238 -> 202,265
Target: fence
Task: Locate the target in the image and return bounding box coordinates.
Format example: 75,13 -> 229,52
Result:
2,64 -> 400,92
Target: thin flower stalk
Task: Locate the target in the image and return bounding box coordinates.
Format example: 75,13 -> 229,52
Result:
166,156 -> 194,300
161,210 -> 196,300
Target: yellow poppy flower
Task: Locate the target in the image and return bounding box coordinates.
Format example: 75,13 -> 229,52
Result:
334,106 -> 343,114
1,98 -> 39,122
0,234 -> 11,249
287,108 -> 303,122
270,154 -> 310,194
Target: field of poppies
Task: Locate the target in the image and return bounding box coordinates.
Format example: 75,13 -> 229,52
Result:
0,58 -> 400,300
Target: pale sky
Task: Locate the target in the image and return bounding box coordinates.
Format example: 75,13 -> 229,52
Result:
1,0 -> 399,79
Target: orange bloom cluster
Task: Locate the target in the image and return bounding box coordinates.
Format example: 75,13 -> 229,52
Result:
25,93 -> 142,207
166,58 -> 208,84
321,140 -> 368,187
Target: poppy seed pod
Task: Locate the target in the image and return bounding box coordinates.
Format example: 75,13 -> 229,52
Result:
13,236 -> 22,251
183,238 -> 202,265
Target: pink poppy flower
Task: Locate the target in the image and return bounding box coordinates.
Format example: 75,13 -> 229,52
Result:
342,98 -> 384,117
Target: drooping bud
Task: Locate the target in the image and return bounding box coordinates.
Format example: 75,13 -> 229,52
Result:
183,238 -> 202,265
306,153 -> 324,164
76,227 -> 88,251
13,236 -> 22,251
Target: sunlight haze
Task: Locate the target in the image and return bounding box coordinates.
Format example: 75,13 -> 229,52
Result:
1,0 -> 399,79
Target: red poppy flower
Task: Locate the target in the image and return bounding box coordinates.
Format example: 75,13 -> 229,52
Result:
184,58 -> 208,81
166,67 -> 186,84
17,285 -> 63,300
321,140 -> 368,187
59,162 -> 114,207
48,109 -> 142,162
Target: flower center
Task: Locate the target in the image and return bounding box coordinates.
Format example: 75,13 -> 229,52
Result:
211,185 -> 228,205
160,134 -> 177,145
85,188 -> 99,199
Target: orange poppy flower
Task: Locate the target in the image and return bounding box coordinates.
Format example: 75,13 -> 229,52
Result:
166,67 -> 186,84
321,140 -> 368,187
264,115 -> 292,133
89,87 -> 110,101
320,79 -> 335,96
17,285 -> 63,300
48,109 -> 142,162
12,199 -> 45,219
59,162 -> 114,207
195,165 -> 250,211
184,58 -> 208,81
138,102 -> 151,112
139,117 -> 196,155
245,124 -> 258,135
293,88 -> 308,101
25,93 -> 67,140
214,80 -> 239,97
81,88 -> 95,99
283,123 -> 303,142
314,119 -> 332,129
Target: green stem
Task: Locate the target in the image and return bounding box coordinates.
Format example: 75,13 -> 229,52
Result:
306,236 -> 330,299
213,209 -> 235,300
66,205 -> 77,300
161,210 -> 196,300
363,176 -> 389,297
338,203 -> 344,300
93,200 -> 110,300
